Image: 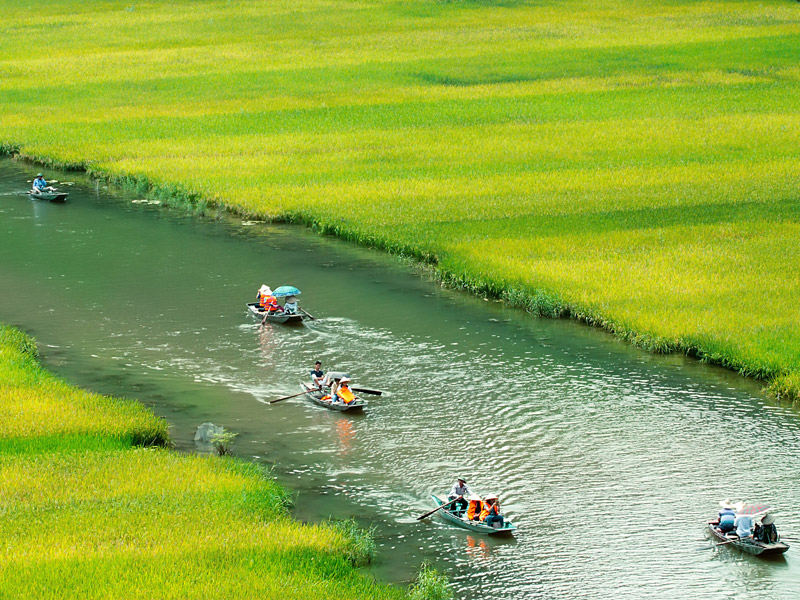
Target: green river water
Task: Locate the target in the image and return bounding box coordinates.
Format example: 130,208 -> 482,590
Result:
1,158 -> 799,599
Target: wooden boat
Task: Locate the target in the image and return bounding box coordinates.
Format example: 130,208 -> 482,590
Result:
707,521 -> 789,557
431,494 -> 517,536
299,382 -> 366,413
29,190 -> 68,203
246,302 -> 307,325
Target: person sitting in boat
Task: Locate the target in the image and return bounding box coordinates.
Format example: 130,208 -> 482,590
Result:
260,289 -> 283,324
480,493 -> 504,529
447,478 -> 472,515
257,285 -> 271,309
753,513 -> 779,544
310,361 -> 325,389
332,377 -> 357,404
321,371 -> 347,389
32,173 -> 52,193
283,295 -> 298,315
465,494 -> 483,521
717,500 -> 736,533
734,510 -> 753,539
318,371 -> 346,402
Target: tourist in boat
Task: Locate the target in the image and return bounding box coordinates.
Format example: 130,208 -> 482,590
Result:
465,494 -> 483,521
332,377 -> 357,404
480,493 -> 504,528
283,295 -> 299,315
447,478 -> 472,515
717,500 -> 736,533
734,510 -> 753,539
753,513 -> 779,544
310,361 -> 325,389
32,173 -> 52,193
260,289 -> 283,324
256,285 -> 271,309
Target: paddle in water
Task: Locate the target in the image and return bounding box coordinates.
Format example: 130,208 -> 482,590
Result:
269,388 -> 314,404
351,387 -> 383,395
416,496 -> 461,520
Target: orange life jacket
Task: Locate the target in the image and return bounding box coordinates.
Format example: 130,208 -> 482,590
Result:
258,292 -> 267,307
336,385 -> 356,405
466,500 -> 481,521
265,296 -> 280,312
480,501 -> 498,521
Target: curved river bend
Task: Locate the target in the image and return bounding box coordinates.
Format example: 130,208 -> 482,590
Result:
1,159 -> 799,599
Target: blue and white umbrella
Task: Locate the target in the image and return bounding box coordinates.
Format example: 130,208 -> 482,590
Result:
272,285 -> 301,297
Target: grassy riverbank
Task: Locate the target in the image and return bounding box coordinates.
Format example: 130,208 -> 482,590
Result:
0,325 -> 410,599
1,0 -> 798,398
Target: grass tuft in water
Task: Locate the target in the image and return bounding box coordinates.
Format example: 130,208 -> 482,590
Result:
325,518 -> 377,567
408,562 -> 452,600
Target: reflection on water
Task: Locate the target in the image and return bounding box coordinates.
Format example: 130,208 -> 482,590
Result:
1,159 -> 799,599
465,535 -> 492,561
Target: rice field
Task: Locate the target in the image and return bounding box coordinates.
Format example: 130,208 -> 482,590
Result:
0,325 -> 409,599
0,0 -> 798,397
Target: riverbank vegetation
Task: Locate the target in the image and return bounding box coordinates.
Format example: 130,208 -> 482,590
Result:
0,324 -> 408,599
0,0 -> 797,398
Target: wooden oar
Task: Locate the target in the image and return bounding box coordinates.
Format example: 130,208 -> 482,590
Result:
417,496 -> 461,521
351,387 -> 383,396
269,388 -> 314,404
696,537 -> 741,551
299,307 -> 317,320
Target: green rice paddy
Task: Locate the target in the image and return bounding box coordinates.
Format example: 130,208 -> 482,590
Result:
1,0 -> 798,397
0,325 -> 408,599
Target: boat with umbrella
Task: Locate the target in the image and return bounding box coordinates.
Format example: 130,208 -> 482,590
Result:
707,502 -> 790,557
246,285 -> 313,325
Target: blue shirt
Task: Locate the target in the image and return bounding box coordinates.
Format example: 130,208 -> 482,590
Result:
33,177 -> 47,190
719,508 -> 735,526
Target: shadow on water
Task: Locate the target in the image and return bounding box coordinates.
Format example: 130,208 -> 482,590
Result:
1,158 -> 799,599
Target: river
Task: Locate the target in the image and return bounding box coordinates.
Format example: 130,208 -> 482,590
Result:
1,158 -> 799,599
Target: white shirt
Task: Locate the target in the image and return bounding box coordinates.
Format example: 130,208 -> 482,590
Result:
448,482 -> 471,499
734,515 -> 753,539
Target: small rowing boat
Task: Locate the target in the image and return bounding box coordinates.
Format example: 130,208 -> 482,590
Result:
246,302 -> 307,325
29,190 -> 68,203
707,522 -> 789,557
299,382 -> 366,413
430,494 -> 517,536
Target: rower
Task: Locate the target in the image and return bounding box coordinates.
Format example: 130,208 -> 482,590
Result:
447,478 -> 471,515
310,361 -> 324,389
480,493 -> 504,529
32,173 -> 52,193
717,500 -> 736,533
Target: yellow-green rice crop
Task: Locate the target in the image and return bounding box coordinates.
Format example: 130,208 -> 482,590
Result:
0,326 -> 407,599
1,0 -> 798,397
0,325 -> 169,450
